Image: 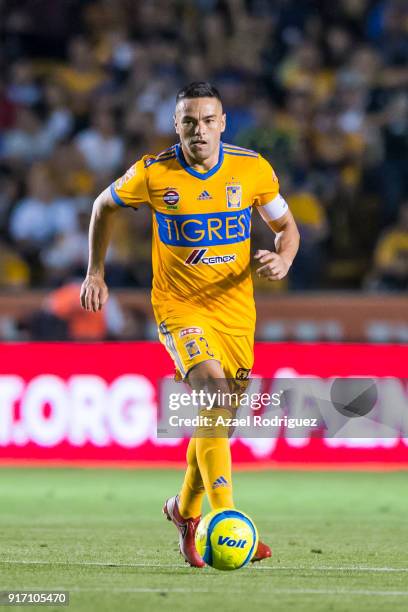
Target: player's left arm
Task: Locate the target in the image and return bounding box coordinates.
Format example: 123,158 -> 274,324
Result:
253,155 -> 300,281
255,203 -> 300,281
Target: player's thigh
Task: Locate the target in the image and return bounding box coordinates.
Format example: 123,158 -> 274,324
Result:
218,331 -> 254,382
158,316 -> 222,381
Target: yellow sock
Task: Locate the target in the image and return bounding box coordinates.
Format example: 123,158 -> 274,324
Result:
178,438 -> 205,518
195,408 -> 234,510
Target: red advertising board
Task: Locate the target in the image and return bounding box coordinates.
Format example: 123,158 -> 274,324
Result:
0,342 -> 407,467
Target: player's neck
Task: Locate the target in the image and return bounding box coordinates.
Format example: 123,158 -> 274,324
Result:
181,144 -> 220,172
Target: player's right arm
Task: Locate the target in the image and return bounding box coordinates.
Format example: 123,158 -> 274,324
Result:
80,187 -> 118,312
80,157 -> 152,311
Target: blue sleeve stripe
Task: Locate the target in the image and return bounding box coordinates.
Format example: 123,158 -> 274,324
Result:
110,184 -> 131,208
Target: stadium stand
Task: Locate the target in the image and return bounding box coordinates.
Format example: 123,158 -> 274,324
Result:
0,0 -> 407,340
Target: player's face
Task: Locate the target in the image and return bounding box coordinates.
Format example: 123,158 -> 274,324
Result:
174,97 -> 226,161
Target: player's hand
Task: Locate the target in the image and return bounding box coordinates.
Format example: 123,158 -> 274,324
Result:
80,274 -> 109,312
254,250 -> 291,281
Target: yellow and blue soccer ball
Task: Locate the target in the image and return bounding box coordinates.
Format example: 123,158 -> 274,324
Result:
195,508 -> 258,570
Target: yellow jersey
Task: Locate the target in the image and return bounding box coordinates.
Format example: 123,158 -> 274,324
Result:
110,142 -> 279,334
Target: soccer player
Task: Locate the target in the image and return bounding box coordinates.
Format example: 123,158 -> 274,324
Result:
80,82 -> 300,567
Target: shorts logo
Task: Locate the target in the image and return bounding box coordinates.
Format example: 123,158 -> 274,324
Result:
226,183 -> 242,208
184,339 -> 201,359
184,249 -> 236,265
163,189 -> 180,209
236,368 -> 251,380
179,327 -> 203,338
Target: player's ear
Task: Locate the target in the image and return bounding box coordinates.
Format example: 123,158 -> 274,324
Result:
174,113 -> 179,135
220,113 -> 226,133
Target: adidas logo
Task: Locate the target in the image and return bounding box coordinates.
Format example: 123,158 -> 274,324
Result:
198,190 -> 212,200
212,476 -> 229,489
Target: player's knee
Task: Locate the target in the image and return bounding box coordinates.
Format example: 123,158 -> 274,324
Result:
187,359 -> 227,390
189,368 -> 232,414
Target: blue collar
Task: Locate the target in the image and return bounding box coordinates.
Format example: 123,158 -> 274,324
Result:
175,142 -> 224,180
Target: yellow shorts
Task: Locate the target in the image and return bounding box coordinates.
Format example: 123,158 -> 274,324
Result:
158,314 -> 254,382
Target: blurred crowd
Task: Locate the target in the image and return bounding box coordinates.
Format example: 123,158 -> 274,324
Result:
0,0 -> 407,339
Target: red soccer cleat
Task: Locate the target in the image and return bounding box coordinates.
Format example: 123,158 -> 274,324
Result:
163,495 -> 205,568
251,540 -> 272,563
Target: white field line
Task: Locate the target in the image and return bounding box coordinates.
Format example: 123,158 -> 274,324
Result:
253,565 -> 408,573
3,586 -> 408,597
70,588 -> 408,596
1,559 -> 408,573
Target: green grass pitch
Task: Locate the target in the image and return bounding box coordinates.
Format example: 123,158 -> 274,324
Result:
1,468 -> 407,611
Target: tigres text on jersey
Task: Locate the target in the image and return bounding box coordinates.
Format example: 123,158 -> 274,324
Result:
110,142 -> 281,334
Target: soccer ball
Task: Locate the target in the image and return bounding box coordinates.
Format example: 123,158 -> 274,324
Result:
195,507 -> 258,570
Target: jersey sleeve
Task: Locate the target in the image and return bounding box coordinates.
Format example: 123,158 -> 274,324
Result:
253,155 -> 280,206
110,157 -> 151,209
